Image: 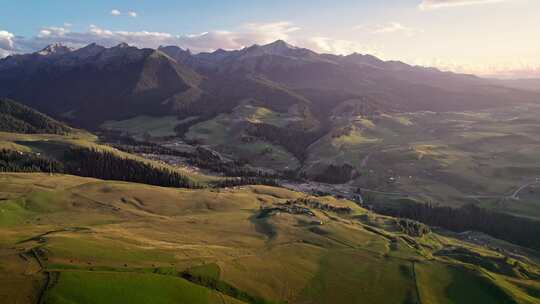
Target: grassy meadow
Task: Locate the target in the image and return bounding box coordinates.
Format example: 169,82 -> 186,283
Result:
0,173 -> 538,303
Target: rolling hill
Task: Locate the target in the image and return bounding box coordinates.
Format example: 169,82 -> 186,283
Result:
1,173 -> 539,304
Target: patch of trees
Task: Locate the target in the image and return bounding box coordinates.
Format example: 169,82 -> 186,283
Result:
377,202 -> 540,251
113,143 -> 191,158
0,149 -> 64,173
258,205 -> 316,218
0,98 -> 71,134
312,163 -> 357,184
245,122 -> 325,161
286,198 -> 353,214
1,147 -> 202,188
180,271 -> 275,304
396,218 -> 431,237
212,177 -> 280,188
63,148 -> 200,188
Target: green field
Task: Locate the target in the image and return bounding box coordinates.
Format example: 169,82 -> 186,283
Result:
101,115 -> 184,139
185,104 -> 301,171
304,104 -> 540,220
43,271 -> 232,304
0,173 -> 538,304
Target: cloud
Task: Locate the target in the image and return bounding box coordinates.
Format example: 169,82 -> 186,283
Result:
413,57 -> 540,78
1,21 -> 382,59
2,21 -> 378,58
176,22 -> 300,52
0,49 -> 11,58
0,30 -> 15,50
0,30 -> 15,58
110,9 -> 138,17
419,0 -> 507,10
355,22 -> 423,36
300,37 -> 383,56
4,22 -> 301,54
38,26 -> 69,38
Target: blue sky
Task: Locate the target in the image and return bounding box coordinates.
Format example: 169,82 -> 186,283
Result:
2,1 -> 409,37
1,0 -> 539,78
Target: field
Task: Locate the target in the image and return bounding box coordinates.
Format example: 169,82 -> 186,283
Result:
184,104 -> 301,171
304,103 -> 540,220
0,173 -> 538,303
101,115 -> 184,139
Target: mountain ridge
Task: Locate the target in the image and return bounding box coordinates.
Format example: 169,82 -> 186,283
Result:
1,40 -> 538,130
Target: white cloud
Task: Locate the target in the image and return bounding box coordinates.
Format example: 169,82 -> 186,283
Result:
0,30 -> 16,58
37,26 -> 69,38
127,11 -> 137,18
413,57 -> 540,78
1,22 -> 380,57
0,30 -> 15,50
0,49 -> 11,58
419,0 -> 507,10
177,21 -> 301,52
110,9 -> 121,16
300,37 -> 383,56
355,22 -> 423,36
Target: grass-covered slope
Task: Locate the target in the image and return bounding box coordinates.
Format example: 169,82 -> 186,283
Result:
0,173 -> 538,304
0,98 -> 71,134
0,111 -> 218,188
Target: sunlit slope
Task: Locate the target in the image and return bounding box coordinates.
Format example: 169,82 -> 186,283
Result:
0,173 -> 538,304
0,130 -> 217,184
307,104 -> 540,220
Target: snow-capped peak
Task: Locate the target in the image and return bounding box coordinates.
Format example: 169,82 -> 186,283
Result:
261,40 -> 297,53
37,43 -> 73,56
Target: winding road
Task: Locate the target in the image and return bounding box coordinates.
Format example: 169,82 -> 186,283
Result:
466,177 -> 540,201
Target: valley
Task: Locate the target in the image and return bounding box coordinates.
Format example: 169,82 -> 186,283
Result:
1,40 -> 540,303
100,102 -> 540,221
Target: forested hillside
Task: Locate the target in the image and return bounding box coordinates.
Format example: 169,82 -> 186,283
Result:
0,98 -> 71,134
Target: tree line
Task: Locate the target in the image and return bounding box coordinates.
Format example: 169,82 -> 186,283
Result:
63,148 -> 200,188
1,148 -> 200,189
103,134 -> 299,181
211,177 -> 280,188
377,202 -> 540,251
0,149 -> 63,173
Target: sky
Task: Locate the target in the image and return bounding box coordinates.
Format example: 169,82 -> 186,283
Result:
0,0 -> 538,78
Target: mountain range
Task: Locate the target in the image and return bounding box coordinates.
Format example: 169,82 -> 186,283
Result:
1,40 -> 538,129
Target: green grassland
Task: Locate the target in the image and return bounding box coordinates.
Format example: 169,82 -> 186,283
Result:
185,104 -> 301,171
304,103 -> 540,220
0,173 -> 538,304
43,271 -> 241,304
101,115 -> 184,139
